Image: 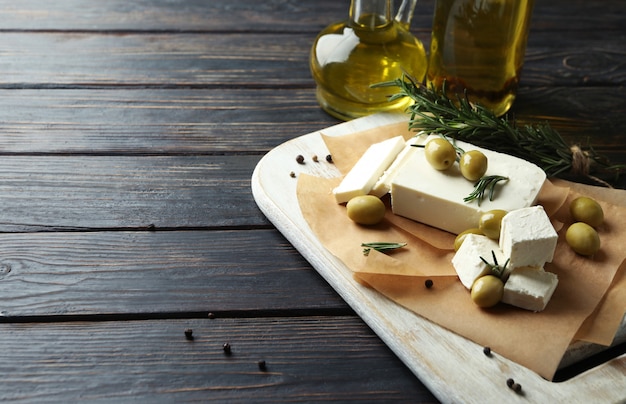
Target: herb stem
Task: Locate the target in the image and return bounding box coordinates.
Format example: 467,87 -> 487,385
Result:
479,251 -> 510,278
362,242 -> 407,256
464,175 -> 509,205
373,74 -> 625,186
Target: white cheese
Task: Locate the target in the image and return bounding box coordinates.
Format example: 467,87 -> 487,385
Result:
452,234 -> 507,289
370,136 -> 426,197
499,206 -> 558,270
502,266 -> 558,312
333,135 -> 406,204
390,135 -> 546,234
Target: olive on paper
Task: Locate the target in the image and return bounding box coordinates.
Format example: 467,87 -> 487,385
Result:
570,196 -> 604,228
346,195 -> 386,225
471,275 -> 504,308
566,222 -> 600,256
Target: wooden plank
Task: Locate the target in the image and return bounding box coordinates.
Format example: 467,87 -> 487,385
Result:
0,31 -> 622,88
0,87 -> 624,156
0,155 -> 270,230
0,0 -> 348,33
0,33 -> 314,87
0,88 -> 339,154
529,0 -> 625,32
0,0 -> 622,33
524,32 -> 626,86
514,86 -> 626,145
0,230 -> 349,317
0,316 -> 437,402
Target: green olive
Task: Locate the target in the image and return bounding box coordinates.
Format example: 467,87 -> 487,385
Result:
570,196 -> 604,228
424,137 -> 457,171
346,195 -> 386,225
478,209 -> 507,240
566,222 -> 601,256
471,275 -> 504,308
454,228 -> 483,251
459,150 -> 488,181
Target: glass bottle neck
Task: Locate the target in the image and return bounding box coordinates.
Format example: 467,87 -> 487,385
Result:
349,0 -> 392,30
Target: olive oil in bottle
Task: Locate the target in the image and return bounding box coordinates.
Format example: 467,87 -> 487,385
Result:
427,0 -> 535,116
310,0 -> 427,121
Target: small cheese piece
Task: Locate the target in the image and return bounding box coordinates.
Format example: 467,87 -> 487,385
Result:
452,234 -> 507,289
502,266 -> 558,312
333,135 -> 406,204
499,206 -> 558,269
370,136 -> 426,197
390,135 -> 546,234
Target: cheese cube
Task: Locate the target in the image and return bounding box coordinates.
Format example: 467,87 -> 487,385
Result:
390,135 -> 546,234
499,206 -> 558,269
452,234 -> 507,289
502,266 -> 558,312
333,136 -> 406,204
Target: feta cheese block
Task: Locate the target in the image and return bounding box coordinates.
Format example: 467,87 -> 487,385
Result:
390,135 -> 546,234
452,234 -> 507,289
502,266 -> 559,312
333,135 -> 406,204
499,206 -> 558,269
370,136 -> 426,197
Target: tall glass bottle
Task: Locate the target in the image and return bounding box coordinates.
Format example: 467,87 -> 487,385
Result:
310,0 -> 427,121
426,0 -> 535,117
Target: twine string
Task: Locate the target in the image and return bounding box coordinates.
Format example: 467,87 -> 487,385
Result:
570,145 -> 589,176
570,145 -> 612,188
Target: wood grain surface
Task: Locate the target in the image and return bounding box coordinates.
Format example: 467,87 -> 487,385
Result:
0,31 -> 621,87
0,317 -> 430,402
0,0 -> 622,402
0,230 -> 350,317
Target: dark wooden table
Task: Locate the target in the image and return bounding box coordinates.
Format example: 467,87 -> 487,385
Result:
0,1 -> 623,402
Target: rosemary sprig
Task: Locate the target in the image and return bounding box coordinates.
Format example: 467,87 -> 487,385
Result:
479,250 -> 510,278
373,74 -> 625,186
362,242 -> 407,256
464,175 -> 509,205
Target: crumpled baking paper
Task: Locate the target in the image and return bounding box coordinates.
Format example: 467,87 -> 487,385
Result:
297,122 -> 626,380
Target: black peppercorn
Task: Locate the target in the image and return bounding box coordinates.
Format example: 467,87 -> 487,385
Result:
258,360 -> 267,371
296,155 -> 305,164
483,346 -> 491,357
223,342 -> 232,354
326,154 -> 333,163
424,279 -> 433,289
184,328 -> 194,341
506,378 -> 515,388
207,312 -> 215,319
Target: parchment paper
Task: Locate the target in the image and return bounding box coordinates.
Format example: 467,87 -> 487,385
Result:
297,123 -> 626,380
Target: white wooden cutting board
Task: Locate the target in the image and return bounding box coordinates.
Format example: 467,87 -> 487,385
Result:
251,112 -> 626,403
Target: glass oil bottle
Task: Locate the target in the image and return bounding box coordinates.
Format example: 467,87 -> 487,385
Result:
310,0 -> 427,121
427,0 -> 535,116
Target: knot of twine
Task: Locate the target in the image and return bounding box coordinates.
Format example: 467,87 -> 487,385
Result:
570,145 -> 589,177
570,145 -> 612,187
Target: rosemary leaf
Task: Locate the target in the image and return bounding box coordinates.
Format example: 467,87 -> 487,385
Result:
464,175 -> 509,205
480,251 -> 510,278
362,242 -> 407,256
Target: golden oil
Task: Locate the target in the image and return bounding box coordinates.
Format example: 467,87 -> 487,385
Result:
310,11 -> 427,121
427,0 -> 535,116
